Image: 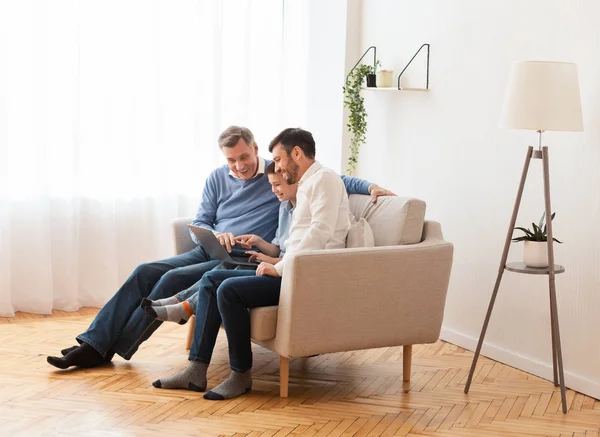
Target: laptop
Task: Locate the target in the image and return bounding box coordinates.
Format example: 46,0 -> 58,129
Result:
188,225 -> 260,267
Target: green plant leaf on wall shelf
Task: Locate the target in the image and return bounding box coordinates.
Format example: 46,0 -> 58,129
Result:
343,63 -> 375,175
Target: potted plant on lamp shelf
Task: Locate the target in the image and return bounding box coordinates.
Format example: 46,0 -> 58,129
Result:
511,212 -> 562,268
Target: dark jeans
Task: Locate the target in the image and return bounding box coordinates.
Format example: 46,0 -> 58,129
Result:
174,257 -> 256,302
189,269 -> 281,372
77,245 -> 220,359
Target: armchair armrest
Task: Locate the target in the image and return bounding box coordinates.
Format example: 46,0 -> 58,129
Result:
172,217 -> 196,255
269,226 -> 453,358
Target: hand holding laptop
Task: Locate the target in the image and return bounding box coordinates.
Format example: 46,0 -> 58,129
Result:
189,225 -> 259,267
215,232 -> 237,253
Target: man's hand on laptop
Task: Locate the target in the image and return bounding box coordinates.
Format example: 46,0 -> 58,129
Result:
234,234 -> 264,250
215,232 -> 236,253
245,251 -> 280,265
256,262 -> 280,277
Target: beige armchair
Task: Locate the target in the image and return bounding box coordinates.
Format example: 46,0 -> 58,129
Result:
172,195 -> 453,397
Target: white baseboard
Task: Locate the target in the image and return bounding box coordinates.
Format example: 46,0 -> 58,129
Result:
440,327 -> 600,400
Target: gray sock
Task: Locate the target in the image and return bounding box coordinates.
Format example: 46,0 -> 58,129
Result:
152,361 -> 208,392
150,296 -> 179,306
203,370 -> 252,400
144,300 -> 194,324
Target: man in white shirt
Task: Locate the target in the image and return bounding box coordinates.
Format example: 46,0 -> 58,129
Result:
201,127 -> 352,400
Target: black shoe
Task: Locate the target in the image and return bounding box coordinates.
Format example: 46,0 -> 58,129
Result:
47,343 -> 105,369
60,345 -> 79,356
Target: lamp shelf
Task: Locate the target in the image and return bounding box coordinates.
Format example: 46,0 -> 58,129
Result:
505,262 -> 565,275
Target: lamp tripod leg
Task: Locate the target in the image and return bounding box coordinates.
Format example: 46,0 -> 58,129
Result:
465,146 -> 534,394
550,304 -> 559,387
542,147 -> 567,414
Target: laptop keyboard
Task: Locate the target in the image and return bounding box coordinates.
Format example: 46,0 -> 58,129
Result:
231,256 -> 259,264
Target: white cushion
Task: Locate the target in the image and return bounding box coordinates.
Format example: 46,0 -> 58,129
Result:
348,195 -> 426,246
346,218 -> 375,248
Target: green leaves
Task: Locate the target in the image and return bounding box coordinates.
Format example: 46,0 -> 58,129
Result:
511,212 -> 562,243
514,227 -> 534,239
537,212 -> 556,230
343,63 -> 373,175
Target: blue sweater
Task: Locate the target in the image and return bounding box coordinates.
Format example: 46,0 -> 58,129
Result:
191,159 -> 371,244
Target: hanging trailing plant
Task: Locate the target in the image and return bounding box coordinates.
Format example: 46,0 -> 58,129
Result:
343,61 -> 379,175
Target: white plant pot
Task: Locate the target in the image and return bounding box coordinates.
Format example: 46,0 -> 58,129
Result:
523,240 -> 549,268
376,70 -> 394,88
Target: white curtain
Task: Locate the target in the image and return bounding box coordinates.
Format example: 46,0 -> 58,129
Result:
0,0 -> 308,317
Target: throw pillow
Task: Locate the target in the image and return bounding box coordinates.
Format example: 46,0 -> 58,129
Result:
346,218 -> 375,248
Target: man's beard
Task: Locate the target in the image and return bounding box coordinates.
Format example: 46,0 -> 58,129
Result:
283,161 -> 300,184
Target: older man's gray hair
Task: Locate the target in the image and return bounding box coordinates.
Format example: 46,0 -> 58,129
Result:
218,126 -> 256,149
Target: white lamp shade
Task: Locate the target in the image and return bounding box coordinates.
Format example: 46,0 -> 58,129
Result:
500,61 -> 583,132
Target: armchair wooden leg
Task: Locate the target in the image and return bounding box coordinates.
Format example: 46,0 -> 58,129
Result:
185,315 -> 196,350
403,345 -> 412,382
280,356 -> 290,398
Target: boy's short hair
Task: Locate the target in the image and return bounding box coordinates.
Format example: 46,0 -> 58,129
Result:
265,161 -> 277,176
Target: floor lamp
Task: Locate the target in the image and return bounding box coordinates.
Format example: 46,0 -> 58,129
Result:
464,61 -> 584,414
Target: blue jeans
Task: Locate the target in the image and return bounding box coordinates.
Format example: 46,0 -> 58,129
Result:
77,246 -> 220,359
174,259 -> 256,302
189,269 -> 281,372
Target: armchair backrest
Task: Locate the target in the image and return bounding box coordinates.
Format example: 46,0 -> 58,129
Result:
172,217 -> 196,255
348,195 -> 426,246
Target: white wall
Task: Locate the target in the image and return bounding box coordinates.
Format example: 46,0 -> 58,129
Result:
341,0 -> 366,175
303,0 -> 349,173
352,0 -> 600,398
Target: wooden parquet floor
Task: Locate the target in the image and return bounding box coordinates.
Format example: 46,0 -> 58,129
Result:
0,309 -> 598,437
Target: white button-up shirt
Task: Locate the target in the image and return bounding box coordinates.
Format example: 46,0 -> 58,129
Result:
274,161 -> 351,276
